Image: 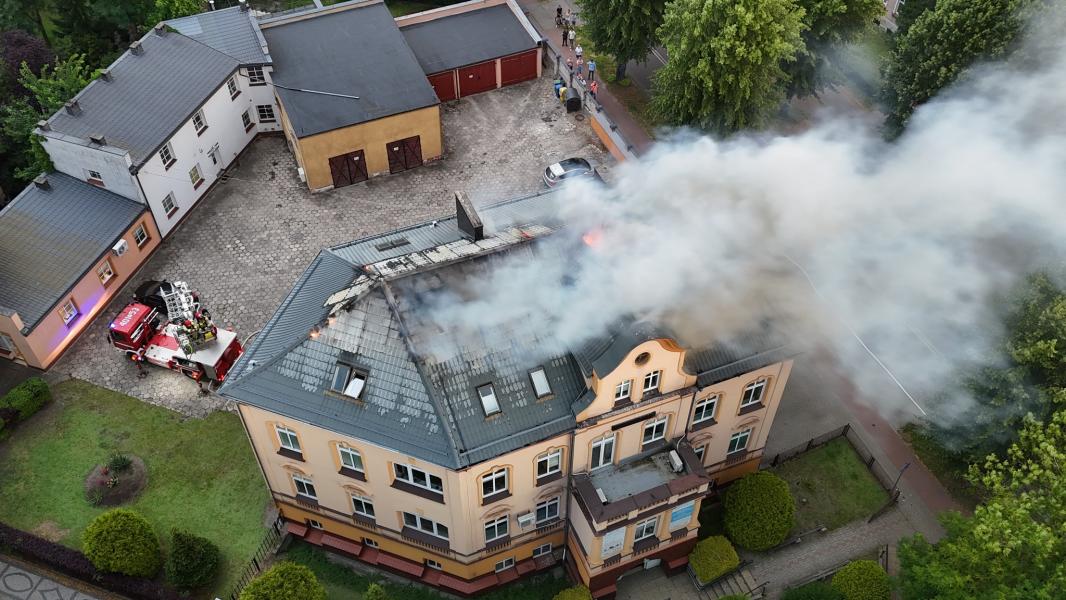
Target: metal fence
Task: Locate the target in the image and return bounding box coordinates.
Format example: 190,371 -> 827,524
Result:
220,516 -> 286,600
762,423 -> 901,495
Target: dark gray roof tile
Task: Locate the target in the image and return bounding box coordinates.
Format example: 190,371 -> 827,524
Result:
399,4 -> 537,74
166,6 -> 271,65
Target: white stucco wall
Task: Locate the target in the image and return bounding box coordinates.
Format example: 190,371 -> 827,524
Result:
40,135 -> 142,202
240,65 -> 282,134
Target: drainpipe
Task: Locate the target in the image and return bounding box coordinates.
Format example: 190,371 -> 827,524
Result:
561,427 -> 576,567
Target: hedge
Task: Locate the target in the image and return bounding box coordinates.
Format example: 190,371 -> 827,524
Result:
783,581 -> 846,600
552,586 -> 592,600
240,562 -> 326,600
365,583 -> 389,600
84,509 -> 162,578
689,535 -> 740,584
0,521 -> 181,600
166,530 -> 220,590
0,377 -> 50,421
723,471 -> 795,551
719,596 -> 749,600
831,560 -> 890,600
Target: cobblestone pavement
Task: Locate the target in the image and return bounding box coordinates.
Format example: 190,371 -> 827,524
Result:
53,77 -> 608,416
0,557 -> 100,600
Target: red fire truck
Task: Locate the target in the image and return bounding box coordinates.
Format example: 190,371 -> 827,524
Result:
107,280 -> 243,384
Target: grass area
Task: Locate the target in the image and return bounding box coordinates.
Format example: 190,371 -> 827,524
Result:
386,0 -> 445,17
698,502 -> 725,538
899,424 -> 981,510
283,542 -> 571,600
771,438 -> 888,532
0,379 -> 270,597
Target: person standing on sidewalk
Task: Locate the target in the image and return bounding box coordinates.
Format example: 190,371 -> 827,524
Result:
587,59 -> 596,82
589,79 -> 598,99
562,26 -> 569,47
556,5 -> 563,27
574,44 -> 583,60
576,56 -> 584,78
568,27 -> 576,48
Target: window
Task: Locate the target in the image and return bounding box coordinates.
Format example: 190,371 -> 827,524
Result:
96,260 -> 115,285
484,516 -> 508,542
669,500 -> 695,531
58,299 -> 78,325
192,110 -> 207,134
257,104 -> 277,123
189,164 -> 204,188
339,446 -> 363,473
363,538 -> 379,548
402,512 -> 448,539
276,425 -> 300,452
86,170 -> 103,185
634,516 -> 658,541
477,383 -> 500,416
634,351 -> 650,365
247,65 -> 266,85
533,543 -> 552,557
590,435 -> 615,470
535,497 -> 559,524
642,415 -> 668,447
227,75 -> 239,98
133,224 -> 149,247
728,428 -> 752,454
331,364 -> 367,399
394,464 -> 443,493
536,449 -> 562,480
693,395 -> 718,424
481,468 -> 508,498
0,333 -> 16,355
494,557 -> 515,572
307,519 -> 323,529
600,528 -> 625,559
241,109 -> 253,130
614,379 -> 631,402
425,559 -> 443,570
293,475 -> 317,499
159,142 -> 175,168
741,379 -> 767,408
694,445 -> 706,461
643,371 -> 660,394
161,192 -> 178,217
529,367 -> 552,398
351,495 -> 375,518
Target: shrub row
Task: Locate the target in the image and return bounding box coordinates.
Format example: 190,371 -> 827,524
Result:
723,471 -> 796,551
553,586 -> 592,600
831,560 -> 890,600
0,377 -> 50,422
689,535 -> 740,584
240,562 -> 326,600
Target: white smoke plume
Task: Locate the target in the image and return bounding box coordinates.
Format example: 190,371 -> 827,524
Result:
421,22 -> 1066,423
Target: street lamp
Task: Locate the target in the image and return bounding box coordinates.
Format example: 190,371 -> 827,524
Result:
891,461 -> 911,495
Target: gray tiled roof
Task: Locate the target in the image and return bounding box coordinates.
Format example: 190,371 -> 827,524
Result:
46,28 -> 238,167
399,4 -> 537,74
0,173 -> 145,331
261,2 -> 439,137
165,6 -> 271,65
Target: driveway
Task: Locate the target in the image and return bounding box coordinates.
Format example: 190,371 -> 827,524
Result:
52,77 -> 609,416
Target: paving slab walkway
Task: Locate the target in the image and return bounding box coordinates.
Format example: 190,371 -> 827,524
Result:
0,556 -> 103,600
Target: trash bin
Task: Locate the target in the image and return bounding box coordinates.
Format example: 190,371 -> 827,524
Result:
565,87 -> 581,112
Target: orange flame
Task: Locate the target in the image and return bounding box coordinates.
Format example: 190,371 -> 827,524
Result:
582,228 -> 604,248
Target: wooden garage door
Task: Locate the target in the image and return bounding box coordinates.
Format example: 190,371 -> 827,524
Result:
428,71 -> 457,102
386,136 -> 423,174
500,49 -> 538,86
328,149 -> 368,188
458,60 -> 497,97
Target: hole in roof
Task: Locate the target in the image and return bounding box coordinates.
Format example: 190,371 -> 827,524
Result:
374,237 -> 411,252
634,352 -> 651,366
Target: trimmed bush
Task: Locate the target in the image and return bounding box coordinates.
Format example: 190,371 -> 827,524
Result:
723,471 -> 795,551
0,377 -> 50,421
84,509 -> 162,578
782,581 -> 846,600
240,562 -> 326,600
364,583 -> 388,600
831,560 -> 890,600
165,530 -> 220,590
689,535 -> 740,584
552,586 -> 593,600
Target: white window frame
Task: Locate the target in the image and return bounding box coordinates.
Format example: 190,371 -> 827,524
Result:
600,527 -> 625,559
494,557 -> 515,572
58,299 -> 78,324
247,65 -> 266,85
96,260 -> 115,285
425,559 -> 443,570
394,464 -> 444,493
693,395 -> 718,424
159,142 -> 175,167
728,428 -> 752,454
590,434 -> 615,470
536,449 -> 562,479
161,192 -> 178,217
331,363 -> 367,399
532,543 -> 553,557
402,512 -> 449,539
293,475 -> 317,499
257,104 -> 277,123
694,445 -> 706,461
741,378 -> 767,408
351,495 -> 375,518
189,164 -> 204,187
642,415 -> 668,446
307,519 -> 323,529
275,425 -> 300,452
633,516 -> 659,541
0,332 -> 16,355
339,446 -> 363,473
192,109 -> 207,134
535,497 -> 560,524
484,516 -> 509,542
529,367 -> 552,398
669,500 -> 695,531
227,75 -> 239,98
133,224 -> 149,247
86,169 -> 103,184
363,537 -> 379,548
478,383 -> 500,416
241,109 -> 253,129
642,370 -> 661,394
481,468 -> 508,498
614,379 -> 631,402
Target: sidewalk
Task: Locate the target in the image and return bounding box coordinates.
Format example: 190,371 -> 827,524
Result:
517,0 -> 655,156
0,555 -> 104,600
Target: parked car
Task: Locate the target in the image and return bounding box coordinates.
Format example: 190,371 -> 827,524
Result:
543,158 -> 596,187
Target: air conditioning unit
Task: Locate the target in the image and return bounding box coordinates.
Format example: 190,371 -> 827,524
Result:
668,450 -> 684,473
517,513 -> 535,528
297,167 -> 306,182
112,239 -> 129,256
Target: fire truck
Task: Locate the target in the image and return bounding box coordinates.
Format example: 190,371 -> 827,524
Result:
107,280 -> 243,384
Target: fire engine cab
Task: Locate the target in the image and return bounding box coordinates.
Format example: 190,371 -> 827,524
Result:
107,280 -> 243,384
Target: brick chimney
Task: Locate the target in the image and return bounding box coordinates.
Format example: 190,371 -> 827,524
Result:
99,68 -> 112,82
33,174 -> 50,190
154,23 -> 167,36
64,100 -> 81,116
90,134 -> 106,146
129,40 -> 143,55
455,191 -> 483,241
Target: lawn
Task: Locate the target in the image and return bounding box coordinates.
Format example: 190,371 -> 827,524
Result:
899,424 -> 981,509
0,379 -> 270,597
771,437 -> 889,532
386,0 -> 444,17
283,541 -> 571,600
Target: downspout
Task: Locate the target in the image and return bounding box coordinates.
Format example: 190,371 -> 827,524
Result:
561,426 -> 576,566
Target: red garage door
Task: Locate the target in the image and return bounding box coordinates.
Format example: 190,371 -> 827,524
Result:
428,71 -> 457,102
458,61 -> 497,97
500,49 -> 538,86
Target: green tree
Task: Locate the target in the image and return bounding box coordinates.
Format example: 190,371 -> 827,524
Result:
880,0 -> 1036,136
650,0 -> 805,133
240,562 -> 326,600
52,0 -> 153,65
831,560 -> 890,600
364,583 -> 389,600
893,0 -> 935,35
165,530 -> 221,590
723,471 -> 795,550
0,0 -> 54,44
576,0 -> 666,82
148,0 -> 204,25
83,509 -> 162,578
899,410 -> 1066,598
786,0 -> 883,97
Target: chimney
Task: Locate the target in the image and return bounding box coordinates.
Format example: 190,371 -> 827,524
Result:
129,40 -> 143,55
239,0 -> 249,11
33,174 -> 50,190
455,191 -> 484,241
99,68 -> 112,82
36,120 -> 49,131
90,134 -> 106,146
154,23 -> 167,36
64,100 -> 81,116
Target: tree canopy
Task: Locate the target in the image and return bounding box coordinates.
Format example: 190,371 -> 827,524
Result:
576,0 -> 666,82
893,0 -> 935,35
786,0 -> 883,97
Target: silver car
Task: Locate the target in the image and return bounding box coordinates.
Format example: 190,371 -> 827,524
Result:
543,158 -> 596,187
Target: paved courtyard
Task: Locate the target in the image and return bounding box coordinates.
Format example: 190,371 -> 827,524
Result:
0,557 -> 101,600
53,76 -> 608,415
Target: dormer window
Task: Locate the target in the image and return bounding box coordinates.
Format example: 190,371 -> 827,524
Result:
529,367 -> 551,398
331,364 -> 367,399
478,384 -> 500,416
